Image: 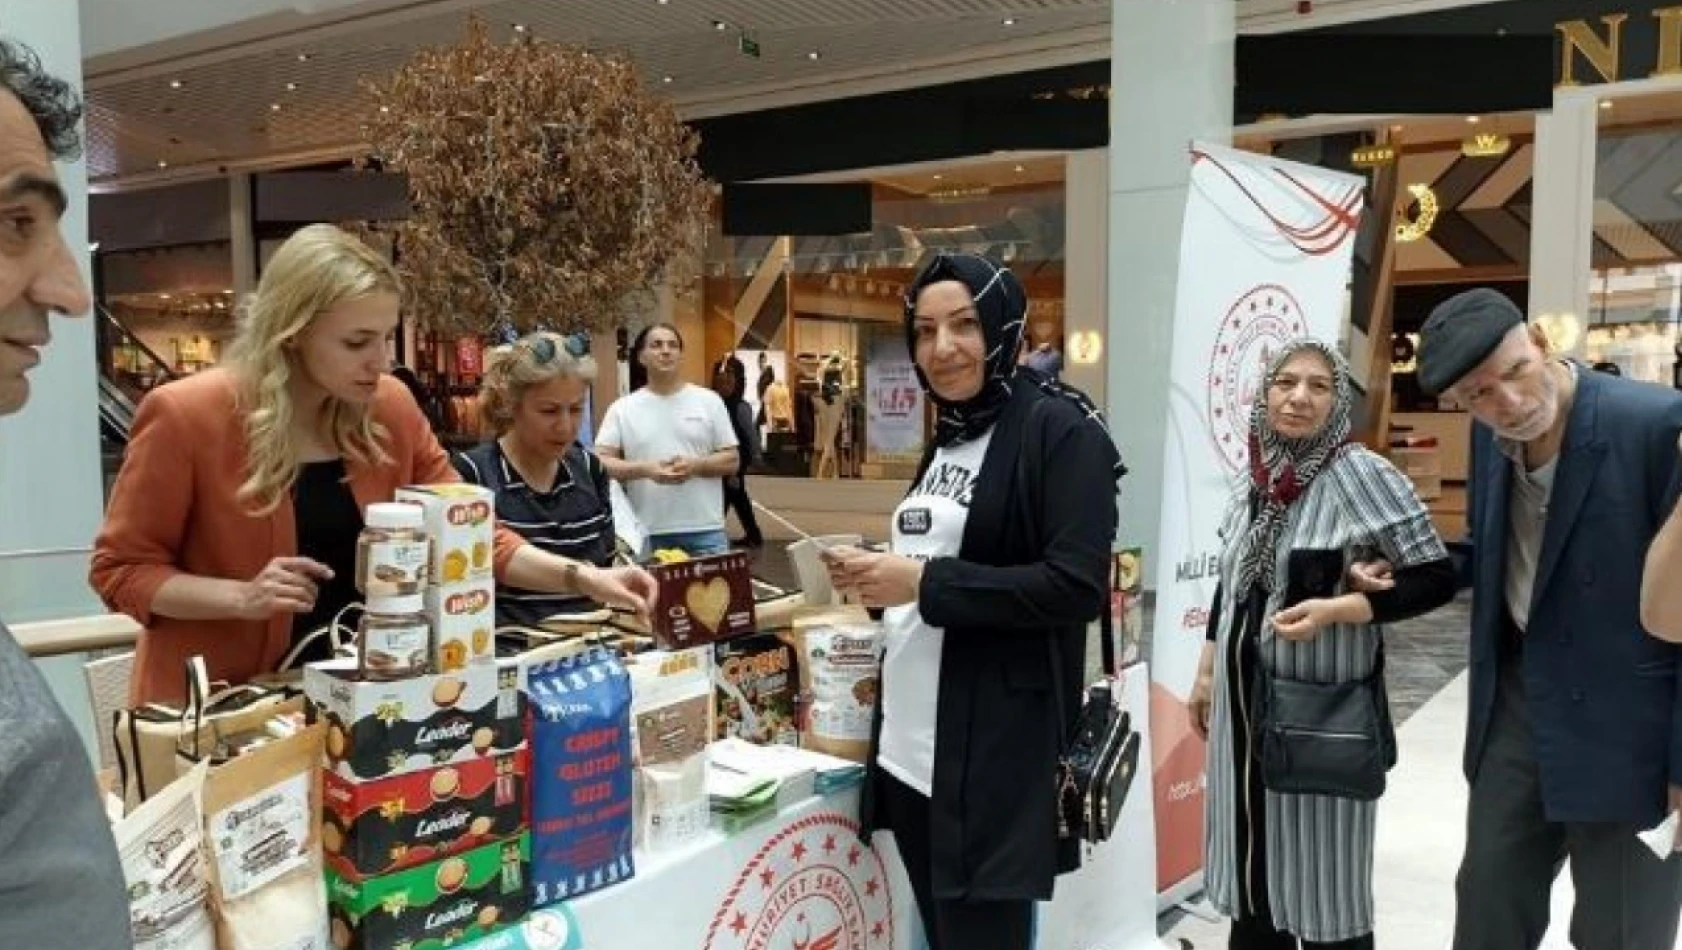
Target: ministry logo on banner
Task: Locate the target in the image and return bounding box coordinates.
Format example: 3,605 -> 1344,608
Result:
1147,142 -> 1365,897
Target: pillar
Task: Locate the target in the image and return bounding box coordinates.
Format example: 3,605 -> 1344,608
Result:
1108,0 -> 1235,587
229,172 -> 257,295
0,3 -> 103,755
1527,88 -> 1599,356
1062,148 -> 1108,406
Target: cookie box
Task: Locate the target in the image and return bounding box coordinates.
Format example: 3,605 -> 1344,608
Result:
427,579 -> 497,671
396,483 -> 496,585
646,551 -> 756,649
305,660 -> 526,783
323,748 -> 529,881
327,834 -> 531,950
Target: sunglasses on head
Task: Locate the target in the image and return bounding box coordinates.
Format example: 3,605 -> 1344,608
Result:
527,332 -> 591,363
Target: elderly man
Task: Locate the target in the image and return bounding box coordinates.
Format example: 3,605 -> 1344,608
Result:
1403,288 -> 1682,949
0,37 -> 130,947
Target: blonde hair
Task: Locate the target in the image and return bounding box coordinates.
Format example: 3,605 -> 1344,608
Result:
225,224 -> 401,515
480,332 -> 598,433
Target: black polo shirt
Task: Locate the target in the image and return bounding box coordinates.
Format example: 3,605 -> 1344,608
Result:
453,440 -> 617,627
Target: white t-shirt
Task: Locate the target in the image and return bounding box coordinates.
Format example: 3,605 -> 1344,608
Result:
878,430 -> 991,797
597,385 -> 738,535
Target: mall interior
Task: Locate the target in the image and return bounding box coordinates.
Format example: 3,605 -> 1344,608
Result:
3,0 -> 1681,948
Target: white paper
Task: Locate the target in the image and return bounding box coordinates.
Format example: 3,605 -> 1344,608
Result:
208,772 -> 312,900
1638,810 -> 1680,860
116,762 -> 217,950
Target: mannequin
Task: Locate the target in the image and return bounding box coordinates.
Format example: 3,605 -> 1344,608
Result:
812,354 -> 847,479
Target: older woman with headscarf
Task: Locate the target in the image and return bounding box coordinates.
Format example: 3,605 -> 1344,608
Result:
1187,339 -> 1457,949
822,254 -> 1122,950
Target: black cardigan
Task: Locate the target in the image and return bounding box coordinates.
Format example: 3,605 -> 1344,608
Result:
859,381 -> 1121,901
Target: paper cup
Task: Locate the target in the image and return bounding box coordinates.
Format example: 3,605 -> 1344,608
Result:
787,534 -> 864,606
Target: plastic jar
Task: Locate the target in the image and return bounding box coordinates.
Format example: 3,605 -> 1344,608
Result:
359,593 -> 433,681
356,502 -> 429,598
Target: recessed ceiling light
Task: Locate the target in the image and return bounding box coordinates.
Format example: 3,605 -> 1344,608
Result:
1013,164 -> 1025,173
513,23 -> 527,33
379,105 -> 391,113
662,75 -> 673,84
659,0 -> 670,4
156,160 -> 168,169
169,79 -> 183,90
285,82 -> 298,91
932,174 -> 943,181
297,53 -> 311,62
1465,115 -> 1480,124
271,103 -> 282,112
713,19 -> 727,30
807,50 -> 821,60
1002,17 -> 1016,26
1390,124 -> 1404,132
1600,100 -> 1614,110
159,293 -> 171,300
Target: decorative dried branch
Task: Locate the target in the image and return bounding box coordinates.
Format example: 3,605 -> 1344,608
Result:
363,16 -> 710,336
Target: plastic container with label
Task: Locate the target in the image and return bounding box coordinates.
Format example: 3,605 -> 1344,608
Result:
358,593 -> 433,681
356,502 -> 430,598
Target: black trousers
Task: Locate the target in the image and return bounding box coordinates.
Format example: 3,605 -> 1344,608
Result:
723,476 -> 762,544
1451,628 -> 1682,950
877,770 -> 1034,950
1226,590 -> 1375,950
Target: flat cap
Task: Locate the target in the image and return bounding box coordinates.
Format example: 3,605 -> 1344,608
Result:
1417,288 -> 1524,395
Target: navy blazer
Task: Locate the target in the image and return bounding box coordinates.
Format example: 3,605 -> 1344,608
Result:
1462,366 -> 1682,825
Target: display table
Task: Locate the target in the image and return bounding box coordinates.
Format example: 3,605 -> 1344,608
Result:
457,665 -> 1162,950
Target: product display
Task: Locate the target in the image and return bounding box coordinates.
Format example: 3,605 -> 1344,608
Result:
396,484 -> 496,585
356,502 -> 431,599
713,634 -> 799,746
626,648 -> 714,852
358,592 -> 434,681
327,834 -> 531,950
306,660 -> 521,782
427,579 -> 496,670
323,749 -> 529,880
527,647 -> 635,906
787,609 -> 883,763
116,761 -> 217,950
644,550 -> 757,649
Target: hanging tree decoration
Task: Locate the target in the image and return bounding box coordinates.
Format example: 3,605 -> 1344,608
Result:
362,16 -> 711,336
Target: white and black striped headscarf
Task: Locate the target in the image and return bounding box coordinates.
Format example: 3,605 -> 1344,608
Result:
904,253 -> 1125,480
1231,337 -> 1355,594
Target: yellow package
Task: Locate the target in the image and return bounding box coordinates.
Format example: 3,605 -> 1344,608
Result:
426,578 -> 497,670
396,483 -> 496,585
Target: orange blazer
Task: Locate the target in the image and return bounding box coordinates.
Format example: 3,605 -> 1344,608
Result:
90,369 -> 524,705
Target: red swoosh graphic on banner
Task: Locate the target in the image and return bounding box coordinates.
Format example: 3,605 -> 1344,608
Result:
1191,149 -> 1363,257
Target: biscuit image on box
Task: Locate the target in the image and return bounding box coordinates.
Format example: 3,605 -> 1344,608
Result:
327,834 -> 530,950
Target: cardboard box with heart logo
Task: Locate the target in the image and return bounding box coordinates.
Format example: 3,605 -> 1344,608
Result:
646,551 -> 756,650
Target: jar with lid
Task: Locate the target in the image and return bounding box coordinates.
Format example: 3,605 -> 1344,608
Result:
359,593 -> 433,681
356,502 -> 429,598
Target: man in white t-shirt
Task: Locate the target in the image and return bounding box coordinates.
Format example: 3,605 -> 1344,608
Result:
597,323 -> 739,556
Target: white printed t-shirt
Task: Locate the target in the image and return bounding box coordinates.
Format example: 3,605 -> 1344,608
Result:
878,429 -> 991,797
597,384 -> 738,535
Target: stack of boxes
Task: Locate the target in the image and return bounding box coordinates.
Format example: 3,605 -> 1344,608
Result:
307,484 -> 531,950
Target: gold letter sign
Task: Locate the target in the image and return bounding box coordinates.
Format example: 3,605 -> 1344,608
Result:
1557,13 -> 1629,85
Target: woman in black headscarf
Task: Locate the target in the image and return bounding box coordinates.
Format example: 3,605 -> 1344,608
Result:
824,253 -> 1123,950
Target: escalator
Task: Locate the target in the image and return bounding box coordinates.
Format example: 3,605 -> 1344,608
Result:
96,305 -> 177,448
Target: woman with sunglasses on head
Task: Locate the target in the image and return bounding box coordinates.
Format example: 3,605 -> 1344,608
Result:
91,225 -> 658,704
456,332 -> 622,627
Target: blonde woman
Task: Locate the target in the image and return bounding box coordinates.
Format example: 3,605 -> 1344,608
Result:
455,332 -> 618,627
92,225 -> 656,703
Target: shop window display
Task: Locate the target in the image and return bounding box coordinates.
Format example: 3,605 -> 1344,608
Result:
699,159 -> 1068,481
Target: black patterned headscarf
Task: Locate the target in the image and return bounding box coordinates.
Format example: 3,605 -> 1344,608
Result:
904,253 -> 1125,479
1231,337 -> 1355,595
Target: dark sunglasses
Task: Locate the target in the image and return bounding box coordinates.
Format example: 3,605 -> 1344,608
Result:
527,332 -> 591,363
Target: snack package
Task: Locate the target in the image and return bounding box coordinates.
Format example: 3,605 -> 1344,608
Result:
527,647 -> 635,906
327,834 -> 530,950
427,579 -> 497,671
713,634 -> 799,746
396,484 -> 496,584
201,723 -> 330,950
114,760 -> 216,950
627,648 -> 713,852
786,608 -> 883,763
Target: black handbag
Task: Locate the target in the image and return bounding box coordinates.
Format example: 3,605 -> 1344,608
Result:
1252,638 -> 1397,801
1051,600 -> 1141,845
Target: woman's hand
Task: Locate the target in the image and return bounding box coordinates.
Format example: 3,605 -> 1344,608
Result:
1187,642 -> 1217,740
1272,594 -> 1373,641
1346,558 -> 1395,593
577,564 -> 660,627
822,546 -> 923,609
233,557 -> 333,620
